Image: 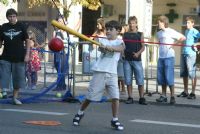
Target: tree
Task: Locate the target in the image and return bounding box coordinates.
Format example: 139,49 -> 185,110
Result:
28,0 -> 101,10
0,0 -> 101,18
0,0 -> 9,5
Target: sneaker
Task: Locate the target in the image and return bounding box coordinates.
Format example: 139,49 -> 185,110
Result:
187,93 -> 196,99
26,86 -> 32,90
73,113 -> 84,126
139,98 -> 147,105
2,92 -> 8,99
32,85 -> 37,90
156,96 -> 167,103
111,120 -> 124,131
170,96 -> 176,104
13,98 -> 22,105
177,91 -> 188,97
125,97 -> 133,104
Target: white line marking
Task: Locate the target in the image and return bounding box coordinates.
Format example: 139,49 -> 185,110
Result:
131,119 -> 200,128
1,109 -> 69,116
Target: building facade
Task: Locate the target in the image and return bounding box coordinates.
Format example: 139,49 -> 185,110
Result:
0,0 -> 199,66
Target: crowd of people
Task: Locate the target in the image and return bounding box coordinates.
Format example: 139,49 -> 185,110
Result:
0,8 -> 200,131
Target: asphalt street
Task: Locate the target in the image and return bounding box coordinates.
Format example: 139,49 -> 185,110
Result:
1,102 -> 200,134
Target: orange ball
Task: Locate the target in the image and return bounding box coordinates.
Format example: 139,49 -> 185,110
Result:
48,38 -> 64,52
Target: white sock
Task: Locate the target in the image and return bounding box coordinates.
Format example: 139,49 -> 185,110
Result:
78,110 -> 84,115
112,117 -> 118,121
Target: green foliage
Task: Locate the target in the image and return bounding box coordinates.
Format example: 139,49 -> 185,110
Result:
0,0 -> 9,5
0,0 -> 101,18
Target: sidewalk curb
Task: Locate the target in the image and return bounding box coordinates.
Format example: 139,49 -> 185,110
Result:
17,92 -> 200,108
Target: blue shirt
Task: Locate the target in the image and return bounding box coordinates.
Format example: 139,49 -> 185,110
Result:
183,28 -> 199,55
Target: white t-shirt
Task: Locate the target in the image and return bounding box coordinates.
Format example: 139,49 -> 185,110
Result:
156,28 -> 183,58
91,38 -> 123,74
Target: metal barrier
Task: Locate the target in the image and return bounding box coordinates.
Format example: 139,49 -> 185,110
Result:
69,42 -> 160,97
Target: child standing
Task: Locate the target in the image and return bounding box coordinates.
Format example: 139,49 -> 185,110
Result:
72,20 -> 125,131
117,25 -> 128,94
155,15 -> 185,104
177,16 -> 199,99
123,16 -> 147,105
26,31 -> 42,90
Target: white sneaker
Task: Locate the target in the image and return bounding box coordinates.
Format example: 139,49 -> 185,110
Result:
13,98 -> 22,105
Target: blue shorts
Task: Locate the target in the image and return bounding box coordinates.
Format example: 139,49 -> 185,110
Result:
180,54 -> 196,79
123,60 -> 144,86
0,60 -> 26,89
157,57 -> 174,86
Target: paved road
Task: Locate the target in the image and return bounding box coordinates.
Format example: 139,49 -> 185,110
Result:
1,102 -> 200,134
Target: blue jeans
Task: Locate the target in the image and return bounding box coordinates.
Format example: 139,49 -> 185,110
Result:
157,57 -> 174,86
0,60 -> 26,89
180,54 -> 196,79
123,60 -> 144,86
54,52 -> 67,89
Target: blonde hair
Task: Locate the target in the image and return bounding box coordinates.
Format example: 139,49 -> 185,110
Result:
28,30 -> 39,47
96,17 -> 106,33
128,16 -> 138,29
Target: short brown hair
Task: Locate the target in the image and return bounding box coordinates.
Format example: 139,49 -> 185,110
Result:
128,16 -> 138,24
6,8 -> 17,17
157,15 -> 169,28
186,16 -> 195,23
128,16 -> 138,29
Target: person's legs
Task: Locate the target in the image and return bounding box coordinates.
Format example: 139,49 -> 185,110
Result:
191,77 -> 197,94
112,98 -> 119,118
156,58 -> 168,102
26,72 -> 32,89
120,80 -> 125,92
169,85 -> 175,104
123,60 -> 133,103
107,74 -> 123,130
138,85 -> 144,98
187,55 -> 197,99
54,52 -> 66,90
12,62 -> 26,105
73,72 -> 105,125
183,77 -> 188,94
161,85 -> 167,96
0,60 -> 11,98
179,54 -> 189,95
73,99 -> 90,126
110,98 -> 123,130
165,57 -> 176,104
132,61 -> 147,105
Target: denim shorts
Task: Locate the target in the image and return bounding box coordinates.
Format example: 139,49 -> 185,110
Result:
180,54 -> 196,79
123,60 -> 144,86
157,57 -> 174,86
0,60 -> 26,89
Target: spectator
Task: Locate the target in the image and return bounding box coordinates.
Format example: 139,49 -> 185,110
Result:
177,16 -> 199,99
0,8 -> 30,105
117,24 -> 128,95
26,30 -> 45,90
155,15 -> 185,104
123,16 -> 147,105
52,15 -> 68,91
